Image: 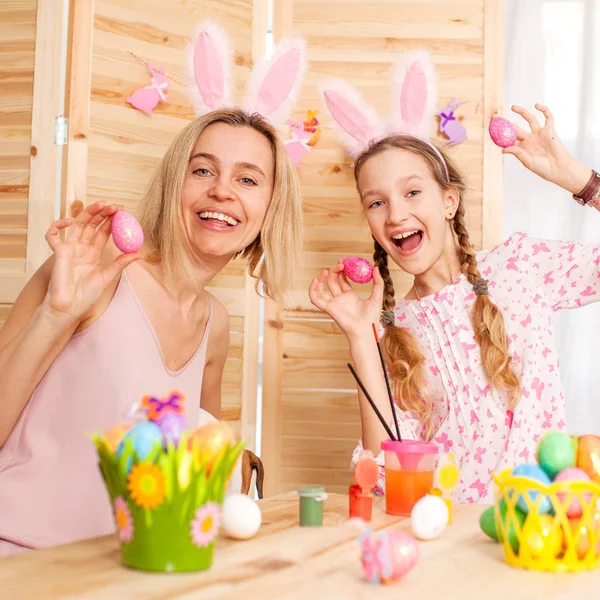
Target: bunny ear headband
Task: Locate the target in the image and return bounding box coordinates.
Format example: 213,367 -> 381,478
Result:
187,21 -> 307,127
319,50 -> 449,180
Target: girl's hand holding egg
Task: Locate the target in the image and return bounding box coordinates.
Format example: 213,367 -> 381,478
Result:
342,257 -> 373,284
308,260 -> 384,339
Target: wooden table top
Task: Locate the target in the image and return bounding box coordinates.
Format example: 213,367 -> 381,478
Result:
1,492 -> 598,599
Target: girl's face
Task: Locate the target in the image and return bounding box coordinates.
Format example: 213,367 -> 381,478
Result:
357,148 -> 459,276
181,123 -> 274,261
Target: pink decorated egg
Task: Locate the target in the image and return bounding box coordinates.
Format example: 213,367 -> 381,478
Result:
554,467 -> 592,518
343,257 -> 373,284
488,117 -> 517,148
111,211 -> 144,254
359,528 -> 419,584
387,530 -> 419,579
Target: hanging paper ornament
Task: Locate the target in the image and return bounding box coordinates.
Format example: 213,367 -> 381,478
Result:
438,98 -> 467,146
284,110 -> 322,168
303,110 -> 322,146
284,119 -> 313,167
126,61 -> 170,115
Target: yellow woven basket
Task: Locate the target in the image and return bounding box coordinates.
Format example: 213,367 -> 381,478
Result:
492,469 -> 600,572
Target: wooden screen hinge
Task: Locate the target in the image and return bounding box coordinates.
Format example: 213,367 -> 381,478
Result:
54,115 -> 68,146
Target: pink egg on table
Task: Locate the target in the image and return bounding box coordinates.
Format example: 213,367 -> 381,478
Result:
359,529 -> 419,584
387,530 -> 419,579
343,257 -> 373,284
111,211 -> 144,254
554,467 -> 592,518
488,117 -> 517,148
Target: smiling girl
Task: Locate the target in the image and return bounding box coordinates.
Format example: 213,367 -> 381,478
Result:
310,52 -> 600,503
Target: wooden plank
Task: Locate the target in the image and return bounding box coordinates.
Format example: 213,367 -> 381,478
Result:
280,467 -> 356,487
282,419 -> 360,440
282,401 -> 361,422
61,0 -> 95,219
240,278 -> 260,452
0,0 -> 36,311
261,298 -> 284,497
25,0 -> 64,275
481,0 -> 504,248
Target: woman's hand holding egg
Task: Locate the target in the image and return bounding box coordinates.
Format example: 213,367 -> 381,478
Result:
42,202 -> 142,322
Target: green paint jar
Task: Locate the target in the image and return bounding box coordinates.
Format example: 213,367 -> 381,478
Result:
298,486 -> 328,527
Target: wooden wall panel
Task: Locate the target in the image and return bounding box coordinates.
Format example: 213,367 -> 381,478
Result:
0,0 -> 36,326
60,0 -> 266,445
263,0 -> 504,496
1,0 -> 67,321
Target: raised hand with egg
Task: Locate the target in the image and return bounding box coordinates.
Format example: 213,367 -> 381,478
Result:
491,104 -> 592,196
42,202 -> 142,321
308,259 -> 385,339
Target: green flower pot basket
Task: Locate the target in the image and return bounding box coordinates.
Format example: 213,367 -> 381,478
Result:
93,431 -> 244,573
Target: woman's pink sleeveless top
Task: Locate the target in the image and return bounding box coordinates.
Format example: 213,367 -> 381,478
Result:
0,271 -> 214,549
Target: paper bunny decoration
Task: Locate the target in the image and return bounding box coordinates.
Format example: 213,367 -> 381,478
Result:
283,111 -> 322,167
187,21 -> 307,128
438,98 -> 467,146
284,119 -> 313,167
319,50 -> 446,170
126,62 -> 171,115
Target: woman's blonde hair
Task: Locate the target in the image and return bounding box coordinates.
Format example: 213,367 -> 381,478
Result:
354,135 -> 520,437
138,108 -> 302,305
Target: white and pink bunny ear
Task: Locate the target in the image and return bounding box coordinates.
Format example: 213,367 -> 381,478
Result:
389,50 -> 437,139
242,37 -> 308,127
319,79 -> 385,157
187,20 -> 233,116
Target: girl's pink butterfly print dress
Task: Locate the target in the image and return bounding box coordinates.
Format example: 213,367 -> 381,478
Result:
353,233 -> 600,503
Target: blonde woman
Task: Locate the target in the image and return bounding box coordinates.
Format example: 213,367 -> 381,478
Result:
0,23 -> 306,555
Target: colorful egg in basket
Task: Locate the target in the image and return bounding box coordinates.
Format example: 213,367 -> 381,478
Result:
490,431 -> 600,573
92,391 -> 244,573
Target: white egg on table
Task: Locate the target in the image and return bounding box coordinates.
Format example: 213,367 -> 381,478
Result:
410,494 -> 449,541
221,493 -> 262,540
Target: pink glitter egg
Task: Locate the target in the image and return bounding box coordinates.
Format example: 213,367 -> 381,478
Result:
488,117 -> 517,148
111,211 -> 144,254
343,256 -> 373,284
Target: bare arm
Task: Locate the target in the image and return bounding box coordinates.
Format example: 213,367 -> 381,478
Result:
200,297 -> 230,420
0,258 -> 80,446
309,263 -> 396,454
0,203 -> 140,447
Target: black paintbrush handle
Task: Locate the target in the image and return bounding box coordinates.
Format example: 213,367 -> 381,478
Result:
372,327 -> 402,442
347,362 -> 397,441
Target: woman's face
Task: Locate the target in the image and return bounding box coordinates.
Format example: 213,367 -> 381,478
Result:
181,122 -> 274,261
